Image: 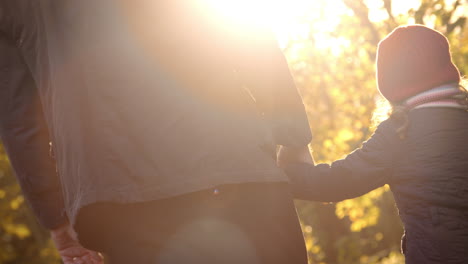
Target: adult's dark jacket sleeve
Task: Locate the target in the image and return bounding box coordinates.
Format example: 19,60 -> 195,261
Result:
236,26 -> 312,148
285,120 -> 398,202
0,32 -> 67,229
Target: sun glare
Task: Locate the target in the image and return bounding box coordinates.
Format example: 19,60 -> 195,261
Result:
200,0 -> 352,50
201,0 -> 319,45
201,0 -> 319,24
201,0 -> 425,53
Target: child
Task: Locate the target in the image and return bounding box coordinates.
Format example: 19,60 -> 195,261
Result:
280,25 -> 468,264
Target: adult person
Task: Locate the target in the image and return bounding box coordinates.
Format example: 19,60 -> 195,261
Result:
280,24 -> 468,264
0,1 -> 312,263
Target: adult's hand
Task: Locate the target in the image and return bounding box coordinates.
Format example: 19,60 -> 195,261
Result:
50,222 -> 104,264
277,145 -> 314,169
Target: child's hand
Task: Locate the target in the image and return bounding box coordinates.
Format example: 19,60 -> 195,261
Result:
277,145 -> 314,169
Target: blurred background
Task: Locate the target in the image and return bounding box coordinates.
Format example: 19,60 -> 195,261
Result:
0,0 -> 467,263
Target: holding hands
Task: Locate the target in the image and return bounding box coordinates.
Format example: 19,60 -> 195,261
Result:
277,145 -> 314,169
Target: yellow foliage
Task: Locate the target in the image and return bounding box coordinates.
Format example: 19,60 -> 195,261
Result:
375,232 -> 384,241
13,225 -> 31,239
335,187 -> 385,232
39,241 -> 61,259
4,223 -> 31,239
379,251 -> 406,264
311,245 -> 321,254
360,255 -> 369,263
10,195 -> 24,210
337,129 -> 355,143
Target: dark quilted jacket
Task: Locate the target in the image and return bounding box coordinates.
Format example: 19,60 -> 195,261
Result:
286,107 -> 468,264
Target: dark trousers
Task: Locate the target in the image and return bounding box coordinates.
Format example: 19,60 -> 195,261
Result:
75,183 -> 309,264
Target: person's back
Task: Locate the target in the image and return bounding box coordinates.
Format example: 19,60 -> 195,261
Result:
391,107 -> 468,263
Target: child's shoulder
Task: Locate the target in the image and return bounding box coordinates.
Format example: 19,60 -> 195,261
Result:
371,117 -> 404,145
374,118 -> 399,135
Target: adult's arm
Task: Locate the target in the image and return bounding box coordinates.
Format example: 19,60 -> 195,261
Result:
0,32 -> 67,230
235,25 -> 312,148
0,10 -> 105,264
284,120 -> 399,202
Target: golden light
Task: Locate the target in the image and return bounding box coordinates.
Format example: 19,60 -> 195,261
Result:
199,0 -> 425,53
200,0 -> 319,46
202,0 -> 277,27
201,0 -> 316,24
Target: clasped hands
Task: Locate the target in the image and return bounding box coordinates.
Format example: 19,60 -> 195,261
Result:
277,145 -> 314,168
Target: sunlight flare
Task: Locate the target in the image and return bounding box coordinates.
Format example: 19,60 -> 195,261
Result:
200,0 -> 321,45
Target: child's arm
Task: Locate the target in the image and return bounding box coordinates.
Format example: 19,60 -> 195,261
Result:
284,120 -> 399,202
